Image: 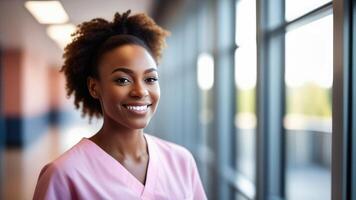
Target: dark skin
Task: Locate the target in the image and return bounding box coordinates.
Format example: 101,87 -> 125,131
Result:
87,44 -> 160,185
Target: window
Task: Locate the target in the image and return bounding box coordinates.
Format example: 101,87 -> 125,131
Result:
284,14 -> 333,200
255,0 -> 334,199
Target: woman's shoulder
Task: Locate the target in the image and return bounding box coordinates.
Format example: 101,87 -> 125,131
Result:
33,139 -> 91,199
40,138 -> 90,176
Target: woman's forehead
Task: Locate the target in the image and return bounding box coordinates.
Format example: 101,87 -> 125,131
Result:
98,44 -> 157,74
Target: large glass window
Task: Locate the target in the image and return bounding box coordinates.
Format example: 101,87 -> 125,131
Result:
284,14 -> 333,200
234,0 -> 256,198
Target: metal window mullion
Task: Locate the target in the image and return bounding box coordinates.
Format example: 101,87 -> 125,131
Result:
256,0 -> 285,199
332,0 -> 354,199
352,0 -> 356,199
285,2 -> 333,32
213,0 -> 236,200
267,4 -> 333,40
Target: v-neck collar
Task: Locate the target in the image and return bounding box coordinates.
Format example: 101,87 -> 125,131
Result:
81,134 -> 159,197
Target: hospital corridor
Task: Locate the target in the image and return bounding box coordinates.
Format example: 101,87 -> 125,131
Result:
0,0 -> 356,199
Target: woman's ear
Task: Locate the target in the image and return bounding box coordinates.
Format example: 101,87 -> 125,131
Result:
87,77 -> 100,99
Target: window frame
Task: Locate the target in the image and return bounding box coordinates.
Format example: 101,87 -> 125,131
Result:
332,0 -> 356,199
255,0 -> 335,200
256,0 -> 286,199
212,0 -> 237,199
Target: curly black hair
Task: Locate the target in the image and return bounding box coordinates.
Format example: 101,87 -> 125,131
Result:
61,10 -> 170,118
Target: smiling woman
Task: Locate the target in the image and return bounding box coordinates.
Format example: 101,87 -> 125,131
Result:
88,44 -> 160,130
32,10 -> 207,200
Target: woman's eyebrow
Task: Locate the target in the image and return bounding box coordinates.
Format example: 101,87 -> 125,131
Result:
111,67 -> 157,74
144,68 -> 157,74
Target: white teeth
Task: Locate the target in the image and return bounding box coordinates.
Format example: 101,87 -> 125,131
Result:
126,105 -> 148,111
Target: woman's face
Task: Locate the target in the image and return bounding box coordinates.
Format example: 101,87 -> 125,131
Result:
91,44 -> 160,130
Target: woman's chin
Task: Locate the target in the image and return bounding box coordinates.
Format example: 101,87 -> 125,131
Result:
125,120 -> 150,130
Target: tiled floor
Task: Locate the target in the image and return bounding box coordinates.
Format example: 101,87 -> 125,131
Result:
3,127 -> 63,200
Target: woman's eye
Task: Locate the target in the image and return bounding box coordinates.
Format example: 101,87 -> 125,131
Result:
115,78 -> 130,85
145,77 -> 158,83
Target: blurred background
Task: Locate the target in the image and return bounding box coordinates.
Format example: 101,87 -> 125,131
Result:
0,0 -> 354,200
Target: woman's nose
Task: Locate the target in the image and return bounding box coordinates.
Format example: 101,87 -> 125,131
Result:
129,82 -> 149,98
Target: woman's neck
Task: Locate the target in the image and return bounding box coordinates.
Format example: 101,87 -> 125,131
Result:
90,119 -> 148,161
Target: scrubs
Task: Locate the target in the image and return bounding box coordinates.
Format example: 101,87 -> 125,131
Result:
33,134 -> 207,200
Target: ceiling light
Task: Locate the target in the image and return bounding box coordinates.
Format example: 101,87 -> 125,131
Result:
47,24 -> 76,49
25,1 -> 69,24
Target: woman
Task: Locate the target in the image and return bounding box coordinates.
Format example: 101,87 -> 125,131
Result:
33,10 -> 207,200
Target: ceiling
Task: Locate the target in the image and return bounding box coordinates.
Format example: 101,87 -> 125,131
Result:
0,0 -> 154,66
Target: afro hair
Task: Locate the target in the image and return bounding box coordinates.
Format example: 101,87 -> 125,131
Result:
61,10 -> 169,118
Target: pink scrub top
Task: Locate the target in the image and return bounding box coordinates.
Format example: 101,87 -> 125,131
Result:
33,134 -> 207,200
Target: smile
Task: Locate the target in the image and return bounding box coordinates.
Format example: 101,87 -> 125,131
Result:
126,105 -> 148,111
122,104 -> 152,114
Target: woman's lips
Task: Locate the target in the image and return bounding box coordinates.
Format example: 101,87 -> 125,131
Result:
122,104 -> 152,115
